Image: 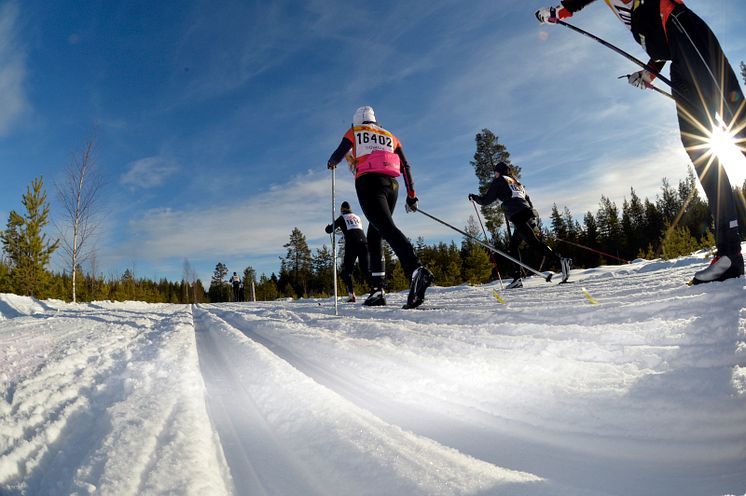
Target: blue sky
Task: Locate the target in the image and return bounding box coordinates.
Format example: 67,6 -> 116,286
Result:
0,0 -> 745,284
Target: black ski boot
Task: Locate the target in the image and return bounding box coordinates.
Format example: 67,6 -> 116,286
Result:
404,266 -> 433,309
363,287 -> 386,306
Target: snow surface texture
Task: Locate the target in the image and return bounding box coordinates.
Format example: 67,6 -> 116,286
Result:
1,249 -> 745,496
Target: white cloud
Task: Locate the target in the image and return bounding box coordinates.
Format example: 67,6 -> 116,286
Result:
0,2 -> 29,136
120,157 -> 179,189
122,169 -> 356,261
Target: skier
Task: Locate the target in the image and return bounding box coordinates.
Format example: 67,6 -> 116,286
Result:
325,201 -> 370,303
468,161 -> 570,288
326,106 -> 433,308
535,0 -> 744,284
230,272 -> 241,302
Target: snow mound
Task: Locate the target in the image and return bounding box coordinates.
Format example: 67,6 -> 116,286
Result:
0,294 -> 47,320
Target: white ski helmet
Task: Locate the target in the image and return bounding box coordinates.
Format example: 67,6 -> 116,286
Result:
352,106 -> 376,126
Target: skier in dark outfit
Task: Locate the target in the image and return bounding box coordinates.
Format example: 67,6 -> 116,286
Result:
325,201 -> 369,303
327,106 -> 433,308
468,161 -> 570,288
536,0 -> 744,284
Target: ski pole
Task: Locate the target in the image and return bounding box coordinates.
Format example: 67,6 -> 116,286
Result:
554,19 -> 674,90
617,75 -> 674,101
417,208 -> 552,282
471,200 -> 504,289
330,167 -> 338,316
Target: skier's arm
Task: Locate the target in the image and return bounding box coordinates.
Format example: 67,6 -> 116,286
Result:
469,178 -> 503,206
334,215 -> 346,232
327,138 -> 353,169
560,0 -> 596,14
397,147 -> 415,199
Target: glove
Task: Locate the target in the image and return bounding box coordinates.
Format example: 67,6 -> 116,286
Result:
468,194 -> 477,202
535,5 -> 569,24
405,196 -> 419,213
627,70 -> 656,89
327,160 -> 336,170
325,224 -> 333,234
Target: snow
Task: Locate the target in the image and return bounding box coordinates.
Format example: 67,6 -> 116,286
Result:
1,250 -> 745,496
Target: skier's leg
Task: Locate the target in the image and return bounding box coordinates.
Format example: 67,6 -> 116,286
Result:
356,174 -> 421,278
670,10 -> 742,258
341,247 -> 356,295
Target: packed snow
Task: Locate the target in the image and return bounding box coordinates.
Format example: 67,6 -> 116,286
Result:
1,249 -> 745,496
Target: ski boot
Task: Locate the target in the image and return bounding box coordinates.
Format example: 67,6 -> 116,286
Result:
404,266 -> 433,309
363,287 -> 386,306
505,277 -> 523,289
346,293 -> 356,303
689,252 -> 744,285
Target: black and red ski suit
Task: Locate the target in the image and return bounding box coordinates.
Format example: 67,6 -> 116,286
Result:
562,0 -> 743,257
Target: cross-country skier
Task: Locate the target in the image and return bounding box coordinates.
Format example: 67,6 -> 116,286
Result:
535,0 -> 744,284
327,106 -> 433,308
325,201 -> 370,302
230,272 -> 241,302
468,161 -> 570,288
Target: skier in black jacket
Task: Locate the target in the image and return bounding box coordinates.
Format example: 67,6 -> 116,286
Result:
536,0 -> 744,284
325,201 -> 369,302
469,161 -> 570,288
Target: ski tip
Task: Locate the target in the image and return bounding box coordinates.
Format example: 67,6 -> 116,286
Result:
581,287 -> 599,305
492,289 -> 506,304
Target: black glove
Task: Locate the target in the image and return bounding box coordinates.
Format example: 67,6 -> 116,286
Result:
468,194 -> 477,202
327,160 -> 336,170
325,224 -> 333,234
405,196 -> 418,213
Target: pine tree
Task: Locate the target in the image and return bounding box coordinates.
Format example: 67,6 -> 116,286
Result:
280,227 -> 313,297
596,196 -> 622,263
470,129 -> 520,239
581,211 -> 600,267
311,245 -> 334,296
1,177 -> 59,297
677,168 -> 711,241
208,262 -> 229,302
660,224 -> 700,260
460,216 -> 493,284
621,188 -> 646,259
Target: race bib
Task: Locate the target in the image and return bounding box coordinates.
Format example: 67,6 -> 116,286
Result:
353,127 -> 395,157
343,213 -> 363,231
506,177 -> 527,200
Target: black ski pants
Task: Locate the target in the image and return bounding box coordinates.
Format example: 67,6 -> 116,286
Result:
508,209 -> 559,278
668,6 -> 743,256
355,173 -> 421,287
341,239 -> 369,294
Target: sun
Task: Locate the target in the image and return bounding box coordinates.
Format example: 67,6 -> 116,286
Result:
706,114 -> 746,186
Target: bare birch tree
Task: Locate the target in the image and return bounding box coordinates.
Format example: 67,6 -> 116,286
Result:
55,136 -> 104,302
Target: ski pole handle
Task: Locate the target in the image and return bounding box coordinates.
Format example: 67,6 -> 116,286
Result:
617,74 -> 674,100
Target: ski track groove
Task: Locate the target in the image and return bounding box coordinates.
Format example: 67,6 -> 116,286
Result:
193,307 -> 330,496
